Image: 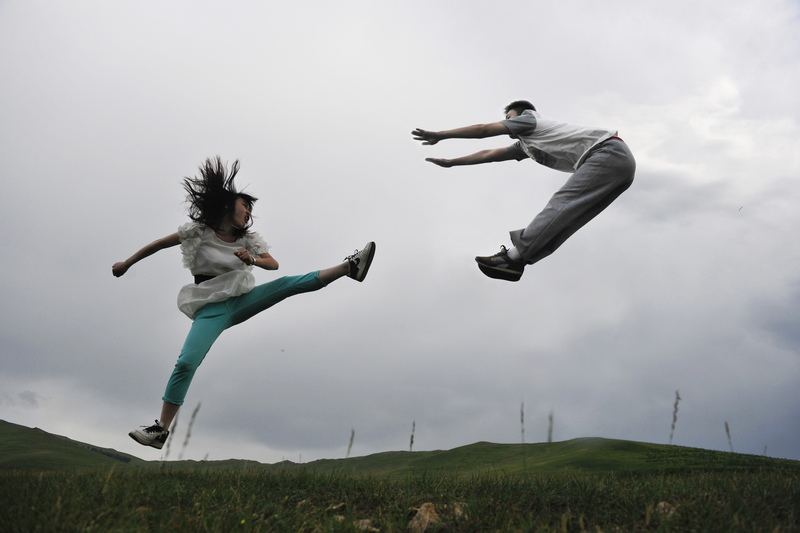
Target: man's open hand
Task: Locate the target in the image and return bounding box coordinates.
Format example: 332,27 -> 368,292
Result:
425,158 -> 453,168
412,128 -> 441,146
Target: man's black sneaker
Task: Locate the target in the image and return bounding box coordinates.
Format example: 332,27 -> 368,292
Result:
129,420 -> 169,449
345,242 -> 376,282
475,245 -> 525,282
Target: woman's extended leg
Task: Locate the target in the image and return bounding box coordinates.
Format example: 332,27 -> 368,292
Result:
228,242 -> 376,324
319,261 -> 349,284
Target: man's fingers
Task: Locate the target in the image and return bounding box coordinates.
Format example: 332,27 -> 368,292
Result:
412,128 -> 435,143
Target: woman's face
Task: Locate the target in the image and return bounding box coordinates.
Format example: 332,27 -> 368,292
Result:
231,197 -> 251,228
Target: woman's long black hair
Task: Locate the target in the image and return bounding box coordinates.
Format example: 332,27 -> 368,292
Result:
183,156 -> 258,239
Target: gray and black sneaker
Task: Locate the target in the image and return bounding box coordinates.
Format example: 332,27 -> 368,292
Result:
129,420 -> 169,449
475,245 -> 525,282
345,242 -> 376,282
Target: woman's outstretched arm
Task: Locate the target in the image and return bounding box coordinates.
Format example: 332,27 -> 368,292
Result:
112,232 -> 181,277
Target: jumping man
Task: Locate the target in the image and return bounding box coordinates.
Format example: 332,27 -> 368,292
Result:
412,100 -> 635,282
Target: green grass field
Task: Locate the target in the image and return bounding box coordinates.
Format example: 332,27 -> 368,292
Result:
1,420 -> 798,531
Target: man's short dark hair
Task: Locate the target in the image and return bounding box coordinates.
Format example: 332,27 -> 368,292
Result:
504,100 -> 536,114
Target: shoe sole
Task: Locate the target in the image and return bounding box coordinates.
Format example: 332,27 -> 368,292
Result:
354,242 -> 376,282
477,262 -> 523,282
129,431 -> 166,450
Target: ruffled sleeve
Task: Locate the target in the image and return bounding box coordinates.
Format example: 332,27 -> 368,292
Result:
244,231 -> 270,257
178,222 -> 205,271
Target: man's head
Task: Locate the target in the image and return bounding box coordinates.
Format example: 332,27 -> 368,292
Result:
504,100 -> 536,119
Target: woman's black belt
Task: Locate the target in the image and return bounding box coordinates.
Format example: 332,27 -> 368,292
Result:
194,274 -> 216,284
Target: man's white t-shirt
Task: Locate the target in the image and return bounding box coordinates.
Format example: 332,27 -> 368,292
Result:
502,110 -> 617,172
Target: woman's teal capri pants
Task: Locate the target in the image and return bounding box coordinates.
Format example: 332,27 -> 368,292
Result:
162,271 -> 326,405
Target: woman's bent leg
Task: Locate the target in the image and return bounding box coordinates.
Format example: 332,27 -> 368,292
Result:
159,402 -> 181,432
162,302 -> 231,406
164,273 -> 325,407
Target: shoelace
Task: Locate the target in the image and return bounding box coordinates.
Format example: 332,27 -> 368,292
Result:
140,420 -> 164,433
343,249 -> 361,263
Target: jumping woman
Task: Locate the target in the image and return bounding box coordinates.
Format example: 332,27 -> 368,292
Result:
112,157 -> 376,449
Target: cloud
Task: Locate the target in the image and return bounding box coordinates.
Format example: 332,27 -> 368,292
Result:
0,391 -> 42,409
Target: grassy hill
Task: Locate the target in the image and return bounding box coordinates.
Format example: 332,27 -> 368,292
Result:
2,419 -> 798,475
293,437 -> 800,476
0,420 -> 149,471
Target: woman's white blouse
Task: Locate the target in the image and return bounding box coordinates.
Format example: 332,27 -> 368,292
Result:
176,222 -> 270,319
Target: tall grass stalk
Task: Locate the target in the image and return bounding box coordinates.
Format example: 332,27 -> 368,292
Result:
346,428 -> 354,459
520,402 -> 525,444
547,410 -> 553,443
669,390 -> 681,445
409,421 -> 415,452
725,421 -> 733,452
178,402 -> 201,461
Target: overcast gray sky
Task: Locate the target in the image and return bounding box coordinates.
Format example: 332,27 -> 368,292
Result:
1,0 -> 799,464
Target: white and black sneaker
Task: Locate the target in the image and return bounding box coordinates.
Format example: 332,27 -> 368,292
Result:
129,420 -> 169,449
345,242 -> 376,282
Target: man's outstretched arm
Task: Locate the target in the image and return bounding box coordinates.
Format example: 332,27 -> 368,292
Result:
426,147 -> 517,168
412,122 -> 510,145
